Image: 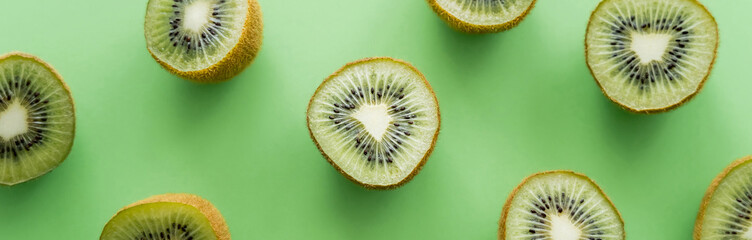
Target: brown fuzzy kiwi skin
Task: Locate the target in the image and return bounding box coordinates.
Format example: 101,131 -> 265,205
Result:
101,193 -> 230,240
693,156 -> 752,240
498,170 -> 625,240
0,52 -> 76,187
306,57 -> 441,190
427,0 -> 536,34
146,0 -> 263,83
584,0 -> 718,114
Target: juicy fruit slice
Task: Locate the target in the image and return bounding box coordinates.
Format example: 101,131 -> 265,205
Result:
0,52 -> 75,186
428,0 -> 536,33
101,194 -> 229,240
307,57 -> 440,189
145,0 -> 263,82
499,171 -> 624,240
695,156 -> 752,239
585,0 -> 718,113
102,203 -> 216,240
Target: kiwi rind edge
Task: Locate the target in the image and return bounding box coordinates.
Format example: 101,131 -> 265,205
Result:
306,57 -> 441,190
0,51 -> 76,187
498,170 -> 625,240
102,193 -> 230,240
146,0 -> 263,83
584,0 -> 719,114
693,155 -> 752,240
426,0 -> 537,34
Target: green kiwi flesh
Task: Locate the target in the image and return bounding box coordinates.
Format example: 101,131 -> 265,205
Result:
306,57 -> 440,189
428,0 -> 536,33
145,0 -> 260,81
101,202 -> 217,240
585,0 -> 718,113
500,171 -> 624,240
0,52 -> 75,186
695,156 -> 752,239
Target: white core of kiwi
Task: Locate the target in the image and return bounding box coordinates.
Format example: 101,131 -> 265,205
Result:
548,214 -> 582,240
351,104 -> 392,142
434,0 -> 535,25
745,230 -> 752,239
630,33 -> 671,64
184,1 -> 212,33
0,100 -> 29,140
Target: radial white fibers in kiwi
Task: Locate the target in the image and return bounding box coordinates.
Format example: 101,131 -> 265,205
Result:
144,0 -> 263,83
101,193 -> 229,240
428,0 -> 536,33
499,171 -> 624,240
694,156 -> 752,240
0,52 -> 75,186
585,0 -> 718,113
307,57 -> 440,189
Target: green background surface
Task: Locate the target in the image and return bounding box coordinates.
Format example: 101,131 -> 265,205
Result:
0,0 -> 750,239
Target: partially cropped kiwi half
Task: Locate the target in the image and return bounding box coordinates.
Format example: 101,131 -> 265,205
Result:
499,171 -> 625,240
101,193 -> 229,240
144,0 -> 263,83
427,0 -> 536,34
585,0 -> 718,113
694,156 -> 752,239
0,52 -> 75,186
306,57 -> 440,189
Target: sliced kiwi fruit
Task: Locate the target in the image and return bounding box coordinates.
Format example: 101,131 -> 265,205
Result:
306,57 -> 440,189
0,52 -> 75,186
144,0 -> 263,83
499,171 -> 625,240
694,156 -> 752,239
101,193 -> 229,240
585,0 -> 718,113
427,0 -> 536,34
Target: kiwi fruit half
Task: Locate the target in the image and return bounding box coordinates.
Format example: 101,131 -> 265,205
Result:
499,171 -> 625,240
306,57 -> 440,189
427,0 -> 536,34
100,193 -> 229,240
0,52 -> 75,186
694,156 -> 752,239
585,0 -> 718,113
144,0 -> 263,83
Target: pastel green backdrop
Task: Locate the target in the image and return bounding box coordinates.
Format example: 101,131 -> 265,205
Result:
0,0 -> 750,239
